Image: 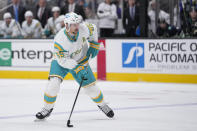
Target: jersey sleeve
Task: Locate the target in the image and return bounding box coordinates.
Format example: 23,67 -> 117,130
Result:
53,35 -> 69,59
34,22 -> 43,38
21,22 -> 28,38
12,22 -> 21,37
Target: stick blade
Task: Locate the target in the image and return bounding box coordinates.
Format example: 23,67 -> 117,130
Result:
67,120 -> 73,128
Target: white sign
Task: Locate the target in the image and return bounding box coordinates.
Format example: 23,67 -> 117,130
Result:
0,40 -> 97,72
106,39 -> 197,74
12,40 -> 53,67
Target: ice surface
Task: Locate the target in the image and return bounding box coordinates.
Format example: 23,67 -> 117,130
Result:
0,79 -> 197,131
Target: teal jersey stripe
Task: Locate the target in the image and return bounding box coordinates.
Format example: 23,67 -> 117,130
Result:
44,95 -> 57,103
64,29 -> 79,43
79,57 -> 89,65
92,93 -> 103,103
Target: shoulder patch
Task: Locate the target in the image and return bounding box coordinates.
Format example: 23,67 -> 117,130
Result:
36,22 -> 40,28
86,23 -> 94,36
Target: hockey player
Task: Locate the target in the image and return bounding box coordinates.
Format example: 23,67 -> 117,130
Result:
22,11 -> 43,38
148,0 -> 170,35
156,18 -> 181,38
187,7 -> 197,37
0,12 -> 22,38
44,6 -> 60,38
36,12 -> 114,120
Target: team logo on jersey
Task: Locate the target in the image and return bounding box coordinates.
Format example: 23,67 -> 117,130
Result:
82,37 -> 86,43
86,23 -> 94,36
122,43 -> 144,68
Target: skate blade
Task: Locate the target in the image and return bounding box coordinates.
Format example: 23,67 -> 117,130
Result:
34,118 -> 46,122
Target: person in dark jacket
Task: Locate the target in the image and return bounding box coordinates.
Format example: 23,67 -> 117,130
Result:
187,7 -> 197,37
122,0 -> 140,37
156,18 -> 181,38
34,0 -> 51,28
61,0 -> 86,20
7,0 -> 26,25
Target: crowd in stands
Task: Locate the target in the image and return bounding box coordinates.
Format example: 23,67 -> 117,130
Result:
0,0 -> 197,38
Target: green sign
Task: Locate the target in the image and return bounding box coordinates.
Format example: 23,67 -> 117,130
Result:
0,42 -> 12,66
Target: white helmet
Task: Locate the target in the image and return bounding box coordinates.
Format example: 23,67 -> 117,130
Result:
64,12 -> 81,32
52,6 -> 60,12
3,12 -> 12,20
77,15 -> 83,23
25,11 -> 33,18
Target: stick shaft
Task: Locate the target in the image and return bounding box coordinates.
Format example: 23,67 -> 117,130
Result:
67,78 -> 84,121
67,55 -> 91,123
0,4 -> 13,13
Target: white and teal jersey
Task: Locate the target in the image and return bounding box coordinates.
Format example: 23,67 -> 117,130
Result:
53,22 -> 98,66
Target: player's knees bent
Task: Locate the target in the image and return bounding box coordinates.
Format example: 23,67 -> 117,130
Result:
48,77 -> 61,87
45,77 -> 61,96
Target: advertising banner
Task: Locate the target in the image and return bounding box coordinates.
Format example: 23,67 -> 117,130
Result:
106,39 -> 197,75
97,39 -> 106,80
0,40 -> 97,72
11,40 -> 53,67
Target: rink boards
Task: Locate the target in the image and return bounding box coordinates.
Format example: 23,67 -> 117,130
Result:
0,39 -> 197,84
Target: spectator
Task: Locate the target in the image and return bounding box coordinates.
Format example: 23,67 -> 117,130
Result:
61,0 -> 86,20
0,12 -> 22,38
60,0 -> 73,14
7,0 -> 26,25
148,0 -> 170,35
56,0 -> 64,8
44,6 -> 60,38
113,0 -> 122,19
34,0 -> 51,28
75,0 -> 86,20
187,7 -> 197,37
123,0 -> 129,9
97,0 -> 117,37
22,0 -> 38,12
78,0 -> 84,6
156,18 -> 180,38
84,3 -> 97,19
58,0 -> 68,10
22,11 -> 43,38
122,0 -> 140,37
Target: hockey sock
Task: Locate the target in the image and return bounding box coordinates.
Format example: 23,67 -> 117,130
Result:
43,77 -> 61,110
83,85 -> 105,106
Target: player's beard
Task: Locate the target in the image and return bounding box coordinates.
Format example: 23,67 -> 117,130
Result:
73,28 -> 79,35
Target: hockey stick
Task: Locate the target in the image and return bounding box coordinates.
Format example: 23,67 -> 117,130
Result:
67,56 -> 91,128
180,0 -> 190,35
67,75 -> 87,127
0,4 -> 13,13
14,20 -> 23,37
